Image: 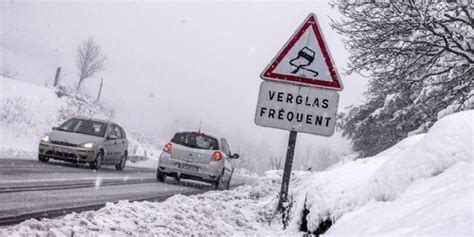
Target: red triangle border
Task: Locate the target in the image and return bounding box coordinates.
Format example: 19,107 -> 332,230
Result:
261,14 -> 343,90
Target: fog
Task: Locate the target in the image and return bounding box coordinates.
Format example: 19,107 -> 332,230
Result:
1,1 -> 368,172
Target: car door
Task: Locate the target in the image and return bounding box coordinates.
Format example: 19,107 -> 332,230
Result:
117,125 -> 127,158
103,124 -> 119,162
111,124 -> 125,162
220,139 -> 233,180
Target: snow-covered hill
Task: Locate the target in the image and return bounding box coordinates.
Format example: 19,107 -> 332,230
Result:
288,110 -> 473,236
0,76 -> 161,167
1,109 -> 471,236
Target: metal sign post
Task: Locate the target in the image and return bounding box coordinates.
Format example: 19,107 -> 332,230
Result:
277,130 -> 297,210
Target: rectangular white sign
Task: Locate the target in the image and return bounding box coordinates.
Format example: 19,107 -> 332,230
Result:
254,80 -> 339,136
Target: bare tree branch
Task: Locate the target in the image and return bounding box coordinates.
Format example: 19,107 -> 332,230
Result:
75,38 -> 106,90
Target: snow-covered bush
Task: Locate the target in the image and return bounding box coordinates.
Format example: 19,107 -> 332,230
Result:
55,85 -> 112,122
0,96 -> 33,129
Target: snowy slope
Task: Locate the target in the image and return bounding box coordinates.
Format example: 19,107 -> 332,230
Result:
287,110 -> 473,235
326,161 -> 473,236
1,76 -> 71,156
0,76 -> 161,166
1,110 -> 472,236
321,111 -> 473,236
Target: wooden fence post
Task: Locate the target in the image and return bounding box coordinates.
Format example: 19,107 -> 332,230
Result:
53,67 -> 61,87
96,78 -> 103,102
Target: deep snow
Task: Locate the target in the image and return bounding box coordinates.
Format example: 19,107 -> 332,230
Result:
326,161 -> 473,236
1,110 -> 472,236
289,110 -> 473,235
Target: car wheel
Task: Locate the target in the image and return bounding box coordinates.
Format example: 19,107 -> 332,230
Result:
115,151 -> 127,171
90,151 -> 103,170
157,170 -> 166,182
38,155 -> 49,163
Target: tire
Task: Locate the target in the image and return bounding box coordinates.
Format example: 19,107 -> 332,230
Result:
156,170 -> 166,182
115,151 -> 127,171
38,155 -> 49,163
90,151 -> 103,170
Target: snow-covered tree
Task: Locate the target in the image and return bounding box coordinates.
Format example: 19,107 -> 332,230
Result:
331,1 -> 473,157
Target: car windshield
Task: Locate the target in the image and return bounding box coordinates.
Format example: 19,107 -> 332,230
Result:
57,118 -> 108,137
171,132 -> 219,150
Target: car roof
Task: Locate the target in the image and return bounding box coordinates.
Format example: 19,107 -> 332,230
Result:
71,116 -> 114,125
174,131 -> 222,140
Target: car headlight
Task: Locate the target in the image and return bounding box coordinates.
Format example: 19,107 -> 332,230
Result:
41,135 -> 50,143
81,142 -> 95,149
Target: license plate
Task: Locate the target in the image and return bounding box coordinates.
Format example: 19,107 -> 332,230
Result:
177,163 -> 199,171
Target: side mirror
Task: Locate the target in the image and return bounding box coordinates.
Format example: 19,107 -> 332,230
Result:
231,153 -> 240,159
108,134 -> 118,140
52,127 -> 58,131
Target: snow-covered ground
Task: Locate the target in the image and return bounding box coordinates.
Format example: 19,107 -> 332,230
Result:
1,108 -> 471,236
0,76 -> 162,167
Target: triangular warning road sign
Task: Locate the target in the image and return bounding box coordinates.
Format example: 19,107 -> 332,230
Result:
261,13 -> 343,91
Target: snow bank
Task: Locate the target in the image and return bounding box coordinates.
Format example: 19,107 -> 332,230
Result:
286,110 -> 473,235
286,133 -> 426,233
126,130 -> 164,168
0,76 -> 111,156
368,110 -> 473,201
0,172 -> 281,236
323,110 -> 473,236
1,77 -> 64,154
326,161 -> 473,236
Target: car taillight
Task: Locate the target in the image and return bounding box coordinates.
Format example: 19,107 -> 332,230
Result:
212,151 -> 222,161
163,143 -> 172,153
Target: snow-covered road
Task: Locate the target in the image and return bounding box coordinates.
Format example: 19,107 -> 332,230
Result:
0,159 -> 245,225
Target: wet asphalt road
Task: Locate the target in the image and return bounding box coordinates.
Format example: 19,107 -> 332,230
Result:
0,158 -> 243,225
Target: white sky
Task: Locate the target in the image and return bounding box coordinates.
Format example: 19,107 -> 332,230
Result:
1,1 -> 368,171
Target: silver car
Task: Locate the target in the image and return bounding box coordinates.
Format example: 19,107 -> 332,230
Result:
157,131 -> 239,189
38,117 -> 128,170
